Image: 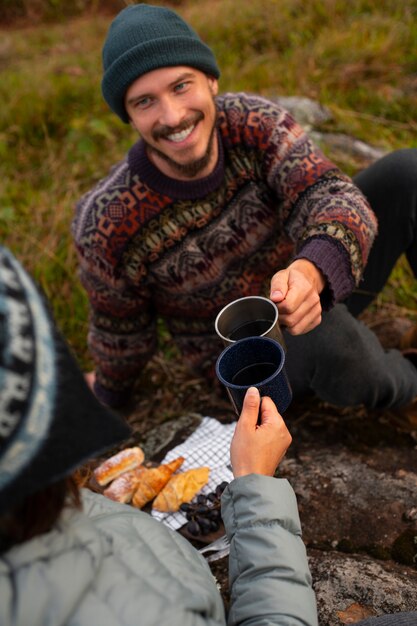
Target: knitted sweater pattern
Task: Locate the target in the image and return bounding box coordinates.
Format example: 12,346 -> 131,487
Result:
73,92 -> 377,406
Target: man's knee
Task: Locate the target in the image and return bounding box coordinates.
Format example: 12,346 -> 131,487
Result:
285,305 -> 414,408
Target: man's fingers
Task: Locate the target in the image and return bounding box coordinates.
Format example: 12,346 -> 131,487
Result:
278,290 -> 322,334
270,269 -> 289,302
239,387 -> 261,427
284,313 -> 322,335
279,305 -> 322,334
278,277 -> 319,314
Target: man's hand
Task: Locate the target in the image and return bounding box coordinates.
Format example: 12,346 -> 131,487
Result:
230,387 -> 292,478
84,370 -> 96,391
270,258 -> 325,334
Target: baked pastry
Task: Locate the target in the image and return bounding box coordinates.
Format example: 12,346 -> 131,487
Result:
103,467 -> 146,503
152,467 -> 210,512
131,457 -> 185,509
94,446 -> 145,486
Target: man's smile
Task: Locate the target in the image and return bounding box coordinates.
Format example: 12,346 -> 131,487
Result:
153,111 -> 203,144
166,124 -> 196,143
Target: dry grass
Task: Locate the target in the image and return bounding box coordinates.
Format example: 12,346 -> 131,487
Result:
1,1 -> 417,416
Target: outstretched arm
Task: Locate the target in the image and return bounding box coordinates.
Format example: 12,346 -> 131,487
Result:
222,388 -> 318,626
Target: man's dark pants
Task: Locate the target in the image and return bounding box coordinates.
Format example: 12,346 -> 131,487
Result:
285,148 -> 417,409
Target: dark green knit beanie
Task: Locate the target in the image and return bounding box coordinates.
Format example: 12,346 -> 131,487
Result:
101,4 -> 220,123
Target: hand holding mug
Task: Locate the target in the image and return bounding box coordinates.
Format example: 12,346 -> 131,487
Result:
230,387 -> 292,478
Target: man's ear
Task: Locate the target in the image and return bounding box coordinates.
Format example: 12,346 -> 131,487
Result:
208,77 -> 219,96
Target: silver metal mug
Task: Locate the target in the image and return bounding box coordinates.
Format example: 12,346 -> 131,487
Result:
214,296 -> 285,348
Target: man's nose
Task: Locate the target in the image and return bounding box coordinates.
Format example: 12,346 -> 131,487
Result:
158,96 -> 185,128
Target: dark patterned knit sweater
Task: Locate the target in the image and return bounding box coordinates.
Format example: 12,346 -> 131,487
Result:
73,93 -> 377,407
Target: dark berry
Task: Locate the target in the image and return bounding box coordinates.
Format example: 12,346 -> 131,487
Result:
214,487 -> 221,498
197,517 -> 212,535
187,520 -> 201,536
195,505 -> 209,515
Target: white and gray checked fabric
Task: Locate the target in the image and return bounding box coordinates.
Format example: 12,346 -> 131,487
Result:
151,417 -> 236,530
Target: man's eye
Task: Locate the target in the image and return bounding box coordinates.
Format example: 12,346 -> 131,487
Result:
175,82 -> 188,92
136,97 -> 152,109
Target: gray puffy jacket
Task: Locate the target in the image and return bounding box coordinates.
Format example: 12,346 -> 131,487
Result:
0,475 -> 317,626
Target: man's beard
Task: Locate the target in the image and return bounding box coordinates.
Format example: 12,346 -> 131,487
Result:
145,108 -> 218,179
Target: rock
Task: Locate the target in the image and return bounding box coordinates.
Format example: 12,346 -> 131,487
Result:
269,94 -> 387,166
280,441 -> 416,554
140,413 -> 202,461
282,400 -> 417,623
311,131 -> 387,164
309,550 -> 417,625
272,95 -> 333,127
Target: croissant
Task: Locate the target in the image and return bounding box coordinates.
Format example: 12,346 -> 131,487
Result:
94,446 -> 145,486
103,467 -> 146,503
131,456 -> 185,509
152,467 -> 210,513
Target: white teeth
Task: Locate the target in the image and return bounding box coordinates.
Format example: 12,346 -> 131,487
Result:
167,125 -> 195,142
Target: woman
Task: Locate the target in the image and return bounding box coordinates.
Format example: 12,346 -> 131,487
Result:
0,245 -> 316,625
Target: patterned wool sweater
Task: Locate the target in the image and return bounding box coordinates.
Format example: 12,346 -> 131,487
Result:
73,92 -> 377,407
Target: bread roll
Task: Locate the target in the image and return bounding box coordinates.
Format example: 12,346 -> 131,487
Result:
131,457 -> 185,509
94,446 -> 145,486
103,467 -> 146,503
152,467 -> 209,512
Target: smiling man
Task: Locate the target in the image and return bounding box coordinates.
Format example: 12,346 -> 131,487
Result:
73,4 -> 417,430
125,66 -> 219,179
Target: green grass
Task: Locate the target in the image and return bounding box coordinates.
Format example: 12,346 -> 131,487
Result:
1,0 -> 417,367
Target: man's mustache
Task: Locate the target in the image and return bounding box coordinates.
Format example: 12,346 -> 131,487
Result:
152,111 -> 204,141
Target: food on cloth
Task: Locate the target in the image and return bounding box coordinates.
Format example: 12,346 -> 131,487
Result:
94,446 -> 145,486
131,457 -> 185,509
180,481 -> 229,536
152,467 -> 210,513
103,467 -> 147,503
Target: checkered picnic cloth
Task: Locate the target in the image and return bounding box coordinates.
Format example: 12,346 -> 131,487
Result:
151,416 -> 236,530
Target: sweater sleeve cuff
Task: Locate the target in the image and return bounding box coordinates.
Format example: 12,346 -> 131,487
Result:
294,236 -> 355,309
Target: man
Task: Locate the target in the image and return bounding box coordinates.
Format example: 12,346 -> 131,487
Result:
73,4 -> 417,425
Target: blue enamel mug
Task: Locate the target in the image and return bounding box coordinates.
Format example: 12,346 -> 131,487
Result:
215,336 -> 292,416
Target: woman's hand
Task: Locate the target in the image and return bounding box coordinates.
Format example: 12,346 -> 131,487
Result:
230,387 -> 292,478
